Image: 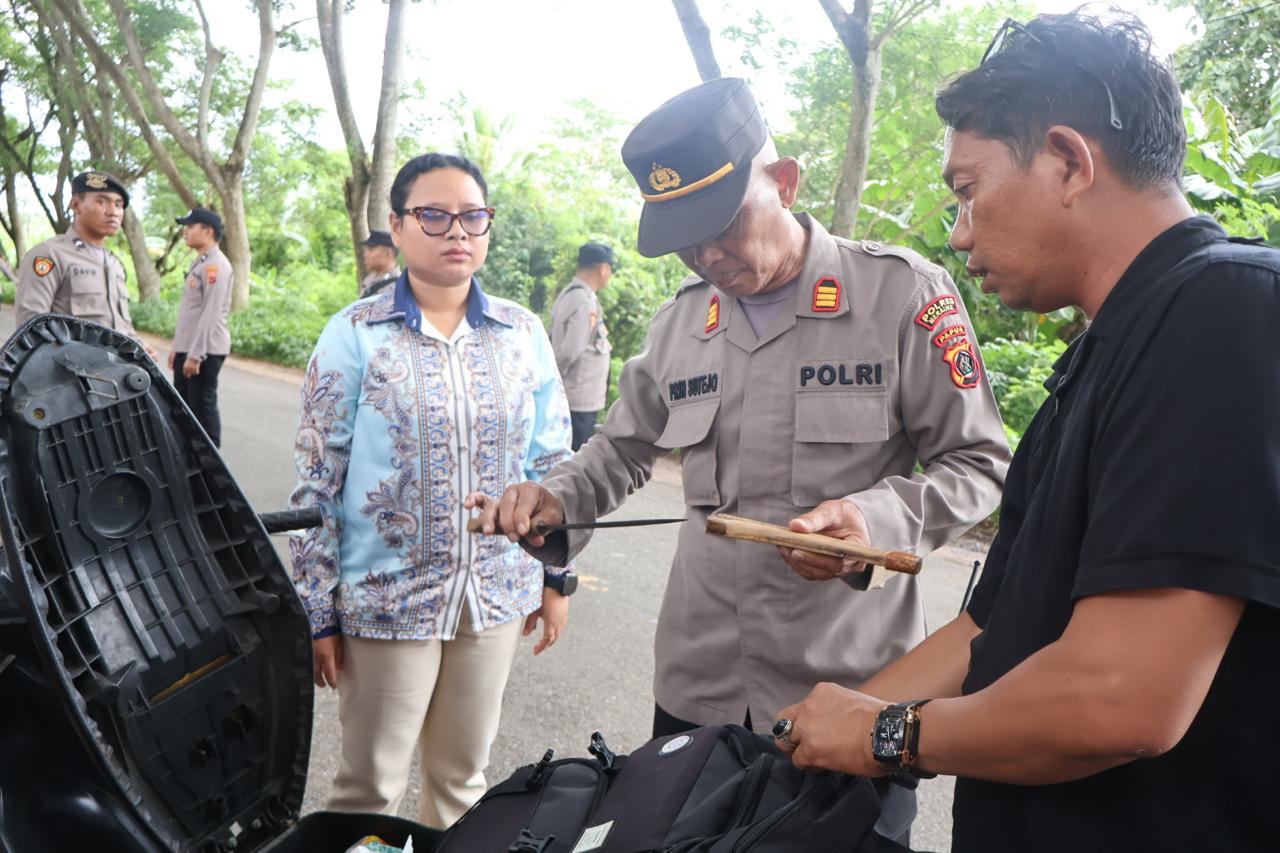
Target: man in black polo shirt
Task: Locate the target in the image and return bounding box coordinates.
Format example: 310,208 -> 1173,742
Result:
771,10 -> 1280,851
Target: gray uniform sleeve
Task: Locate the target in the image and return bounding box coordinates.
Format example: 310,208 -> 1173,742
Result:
528,308 -> 675,566
15,245 -> 58,325
187,256 -> 233,361
845,271 -> 1011,556
551,289 -> 592,375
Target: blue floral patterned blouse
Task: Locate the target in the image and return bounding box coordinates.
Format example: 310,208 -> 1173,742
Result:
288,274 -> 573,641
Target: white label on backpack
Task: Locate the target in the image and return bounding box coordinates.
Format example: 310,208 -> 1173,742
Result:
660,734 -> 692,755
571,821 -> 614,853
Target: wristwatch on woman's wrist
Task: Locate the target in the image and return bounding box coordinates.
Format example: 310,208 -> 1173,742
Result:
871,699 -> 935,779
543,570 -> 578,596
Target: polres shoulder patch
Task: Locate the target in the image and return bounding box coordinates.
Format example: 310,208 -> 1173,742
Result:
915,294 -> 959,330
33,257 -> 54,277
205,264 -> 219,285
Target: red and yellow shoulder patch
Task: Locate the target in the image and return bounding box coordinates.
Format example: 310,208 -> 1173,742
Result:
32,257 -> 54,277
931,323 -> 981,389
205,264 -> 219,284
705,294 -> 721,333
811,276 -> 842,312
915,294 -> 959,330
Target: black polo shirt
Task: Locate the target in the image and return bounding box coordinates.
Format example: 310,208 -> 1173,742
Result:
952,217 -> 1280,852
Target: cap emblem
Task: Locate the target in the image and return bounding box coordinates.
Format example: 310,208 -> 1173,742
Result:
649,163 -> 682,193
85,172 -> 108,189
705,294 -> 720,333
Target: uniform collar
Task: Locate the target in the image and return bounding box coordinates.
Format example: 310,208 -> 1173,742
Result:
369,272 -> 511,330
790,213 -> 849,320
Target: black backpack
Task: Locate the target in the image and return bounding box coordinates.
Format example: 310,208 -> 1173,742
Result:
436,725 -> 881,853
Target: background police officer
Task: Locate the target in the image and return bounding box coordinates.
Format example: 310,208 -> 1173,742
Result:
478,78 -> 1010,846
16,170 -> 146,350
359,229 -> 400,297
550,242 -> 614,449
170,207 -> 233,447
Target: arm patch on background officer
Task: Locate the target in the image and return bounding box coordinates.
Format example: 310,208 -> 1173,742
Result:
33,257 -> 54,277
206,265 -> 219,285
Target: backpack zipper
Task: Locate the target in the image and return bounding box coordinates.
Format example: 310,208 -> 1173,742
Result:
726,754 -> 775,831
731,782 -> 820,851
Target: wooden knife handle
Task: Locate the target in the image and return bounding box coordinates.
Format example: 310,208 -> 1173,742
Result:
704,513 -> 922,575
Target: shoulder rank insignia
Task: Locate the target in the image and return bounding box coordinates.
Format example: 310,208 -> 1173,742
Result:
206,264 -> 218,284
915,294 -> 959,330
32,257 -> 54,278
649,163 -> 682,193
811,276 -> 842,312
932,323 -> 980,389
705,294 -> 720,333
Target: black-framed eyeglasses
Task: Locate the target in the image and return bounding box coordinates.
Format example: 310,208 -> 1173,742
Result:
403,206 -> 496,237
981,18 -> 1124,132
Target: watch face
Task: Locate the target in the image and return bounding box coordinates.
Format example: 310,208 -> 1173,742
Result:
872,710 -> 907,761
561,573 -> 578,596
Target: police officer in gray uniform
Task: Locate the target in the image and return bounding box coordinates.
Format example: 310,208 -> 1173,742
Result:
171,207 -> 234,447
550,242 -> 614,449
478,79 -> 1010,844
359,229 -> 401,298
17,170 -> 142,341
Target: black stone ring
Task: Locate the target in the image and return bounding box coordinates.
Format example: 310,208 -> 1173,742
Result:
772,718 -> 794,743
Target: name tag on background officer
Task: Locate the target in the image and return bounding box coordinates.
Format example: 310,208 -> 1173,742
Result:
665,367 -> 722,407
798,360 -> 885,389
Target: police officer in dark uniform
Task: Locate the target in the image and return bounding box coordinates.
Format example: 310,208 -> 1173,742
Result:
17,170 -> 145,347
359,230 -> 400,298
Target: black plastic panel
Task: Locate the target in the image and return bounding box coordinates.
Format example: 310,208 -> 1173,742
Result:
0,316 -> 313,853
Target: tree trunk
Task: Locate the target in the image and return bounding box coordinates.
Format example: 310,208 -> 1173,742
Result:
367,0 -> 407,231
4,169 -> 26,262
830,42 -> 881,238
218,175 -> 252,311
671,0 -> 722,82
122,208 -> 161,301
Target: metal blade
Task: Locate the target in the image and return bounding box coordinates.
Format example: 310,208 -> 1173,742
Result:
539,517 -> 687,532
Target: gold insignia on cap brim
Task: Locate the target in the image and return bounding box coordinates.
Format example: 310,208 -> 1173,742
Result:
649,163 -> 682,193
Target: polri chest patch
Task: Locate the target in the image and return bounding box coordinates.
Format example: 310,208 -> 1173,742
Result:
798,360 -> 885,388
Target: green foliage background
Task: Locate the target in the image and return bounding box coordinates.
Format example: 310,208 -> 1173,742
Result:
4,0 -> 1279,442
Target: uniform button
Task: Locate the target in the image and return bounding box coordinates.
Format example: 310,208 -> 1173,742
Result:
865,241 -> 881,252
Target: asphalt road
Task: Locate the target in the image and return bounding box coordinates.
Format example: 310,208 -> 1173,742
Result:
0,311 -> 986,851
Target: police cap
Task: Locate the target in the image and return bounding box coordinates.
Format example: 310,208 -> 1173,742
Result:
577,242 -> 614,267
361,230 -> 396,249
621,77 -> 766,258
71,170 -> 130,208
175,207 -> 224,236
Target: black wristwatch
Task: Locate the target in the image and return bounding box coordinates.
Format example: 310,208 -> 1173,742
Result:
543,570 -> 578,596
871,699 -> 935,779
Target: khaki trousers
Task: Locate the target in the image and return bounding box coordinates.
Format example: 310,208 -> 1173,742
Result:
326,610 -> 523,828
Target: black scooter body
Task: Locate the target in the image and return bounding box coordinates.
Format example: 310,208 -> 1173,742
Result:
0,316 -> 440,853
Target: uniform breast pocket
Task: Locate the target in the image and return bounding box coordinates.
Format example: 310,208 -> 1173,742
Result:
791,391 -> 890,507
69,275 -> 106,315
655,400 -> 721,507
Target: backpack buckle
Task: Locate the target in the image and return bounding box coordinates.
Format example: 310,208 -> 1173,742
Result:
526,749 -> 555,788
589,731 -> 618,771
508,829 -> 556,853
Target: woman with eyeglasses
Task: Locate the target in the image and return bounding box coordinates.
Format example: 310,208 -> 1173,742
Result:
288,152 -> 573,827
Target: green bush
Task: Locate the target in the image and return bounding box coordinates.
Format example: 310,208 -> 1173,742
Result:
982,337 -> 1067,447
